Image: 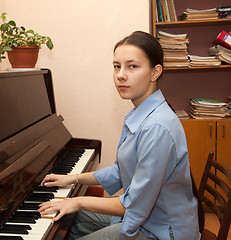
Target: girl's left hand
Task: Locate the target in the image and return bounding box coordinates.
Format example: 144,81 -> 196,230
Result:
38,197 -> 79,222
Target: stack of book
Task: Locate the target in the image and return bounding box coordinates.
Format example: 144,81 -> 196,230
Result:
227,96 -> 231,115
217,5 -> 231,19
157,31 -> 189,68
189,98 -> 230,119
156,0 -> 177,22
179,8 -> 218,21
209,45 -> 231,64
175,110 -> 189,119
188,55 -> 221,67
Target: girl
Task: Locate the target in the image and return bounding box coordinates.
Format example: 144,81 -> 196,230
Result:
38,31 -> 200,240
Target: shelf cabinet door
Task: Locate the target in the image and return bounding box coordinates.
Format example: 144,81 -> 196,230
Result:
217,119 -> 231,168
181,119 -> 216,188
216,119 -> 231,193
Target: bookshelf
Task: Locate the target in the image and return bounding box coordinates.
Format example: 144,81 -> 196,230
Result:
151,0 -> 231,110
151,0 -> 231,187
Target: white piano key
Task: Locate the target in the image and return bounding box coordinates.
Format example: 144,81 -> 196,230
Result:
36,149 -> 95,199
0,149 -> 95,240
69,149 -> 95,175
2,218 -> 53,240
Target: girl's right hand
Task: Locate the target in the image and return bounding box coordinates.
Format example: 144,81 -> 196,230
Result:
40,174 -> 78,187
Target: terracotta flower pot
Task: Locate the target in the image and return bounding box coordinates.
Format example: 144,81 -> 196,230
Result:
7,46 -> 39,68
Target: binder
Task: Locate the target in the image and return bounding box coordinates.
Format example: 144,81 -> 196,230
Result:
213,30 -> 231,50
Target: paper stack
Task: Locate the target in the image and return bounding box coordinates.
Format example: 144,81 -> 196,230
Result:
227,96 -> 231,115
188,55 -> 221,67
175,110 -> 189,119
157,31 -> 189,68
189,98 -> 230,119
209,44 -> 231,64
179,8 -> 218,21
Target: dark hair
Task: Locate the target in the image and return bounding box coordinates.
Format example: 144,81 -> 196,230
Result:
114,31 -> 163,68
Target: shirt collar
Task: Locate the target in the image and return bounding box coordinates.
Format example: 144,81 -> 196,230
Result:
124,89 -> 165,134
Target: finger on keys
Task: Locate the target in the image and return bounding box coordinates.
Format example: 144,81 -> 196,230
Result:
38,201 -> 57,215
40,174 -> 56,187
38,201 -> 64,222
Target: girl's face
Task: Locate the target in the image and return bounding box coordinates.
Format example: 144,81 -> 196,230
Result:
113,44 -> 161,108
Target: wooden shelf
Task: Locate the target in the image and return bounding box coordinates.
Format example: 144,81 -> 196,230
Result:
164,64 -> 231,71
156,18 -> 231,28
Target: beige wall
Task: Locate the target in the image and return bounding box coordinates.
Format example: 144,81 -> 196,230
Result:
0,0 -> 150,169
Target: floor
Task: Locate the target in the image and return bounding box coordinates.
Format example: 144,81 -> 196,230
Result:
205,213 -> 231,239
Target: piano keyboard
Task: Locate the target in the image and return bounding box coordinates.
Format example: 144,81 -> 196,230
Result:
0,148 -> 95,240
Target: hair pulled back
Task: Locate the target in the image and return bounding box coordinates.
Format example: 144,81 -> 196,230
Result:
114,31 -> 163,68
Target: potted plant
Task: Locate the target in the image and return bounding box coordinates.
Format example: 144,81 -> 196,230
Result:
0,13 -> 53,68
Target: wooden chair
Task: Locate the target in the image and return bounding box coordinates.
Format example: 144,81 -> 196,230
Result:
199,152 -> 231,240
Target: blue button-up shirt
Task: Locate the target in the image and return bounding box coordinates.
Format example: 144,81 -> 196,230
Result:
94,90 -> 199,240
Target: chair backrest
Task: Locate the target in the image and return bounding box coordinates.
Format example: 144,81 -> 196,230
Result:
198,152 -> 231,240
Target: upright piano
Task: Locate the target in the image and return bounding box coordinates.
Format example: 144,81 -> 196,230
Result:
0,69 -> 102,240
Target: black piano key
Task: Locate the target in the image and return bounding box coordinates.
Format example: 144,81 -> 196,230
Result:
52,170 -> 71,175
1,148 -> 86,238
0,228 -> 28,234
28,192 -> 54,199
49,149 -> 84,174
26,196 -> 50,202
19,202 -> 40,211
14,211 -> 40,219
7,216 -> 36,224
54,167 -> 74,172
58,162 -> 76,166
0,236 -> 23,240
35,186 -> 58,192
3,224 -> 31,230
26,194 -> 53,202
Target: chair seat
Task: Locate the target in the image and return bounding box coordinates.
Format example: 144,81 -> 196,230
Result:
201,229 -> 217,240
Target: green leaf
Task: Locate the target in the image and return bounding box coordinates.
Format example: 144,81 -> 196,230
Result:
46,39 -> 54,50
9,20 -> 16,26
26,29 -> 34,35
9,28 -> 13,35
3,46 -> 12,51
1,23 -> 8,31
21,26 -> 26,31
1,13 -> 7,21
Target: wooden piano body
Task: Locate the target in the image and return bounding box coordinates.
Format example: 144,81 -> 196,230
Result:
0,69 -> 101,239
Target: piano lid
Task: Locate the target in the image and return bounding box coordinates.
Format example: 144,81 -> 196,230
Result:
0,69 -> 55,143
0,69 -> 72,224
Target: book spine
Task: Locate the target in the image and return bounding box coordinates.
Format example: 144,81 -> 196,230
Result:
157,0 -> 164,22
160,0 -> 167,21
170,0 -> 177,21
166,0 -> 176,21
164,0 -> 170,22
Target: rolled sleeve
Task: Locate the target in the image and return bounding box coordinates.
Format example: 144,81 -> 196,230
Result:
94,161 -> 123,196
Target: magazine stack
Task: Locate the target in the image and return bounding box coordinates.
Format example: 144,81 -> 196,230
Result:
157,31 -> 189,68
189,98 -> 230,119
179,8 -> 218,21
227,96 -> 231,115
188,55 -> 221,67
